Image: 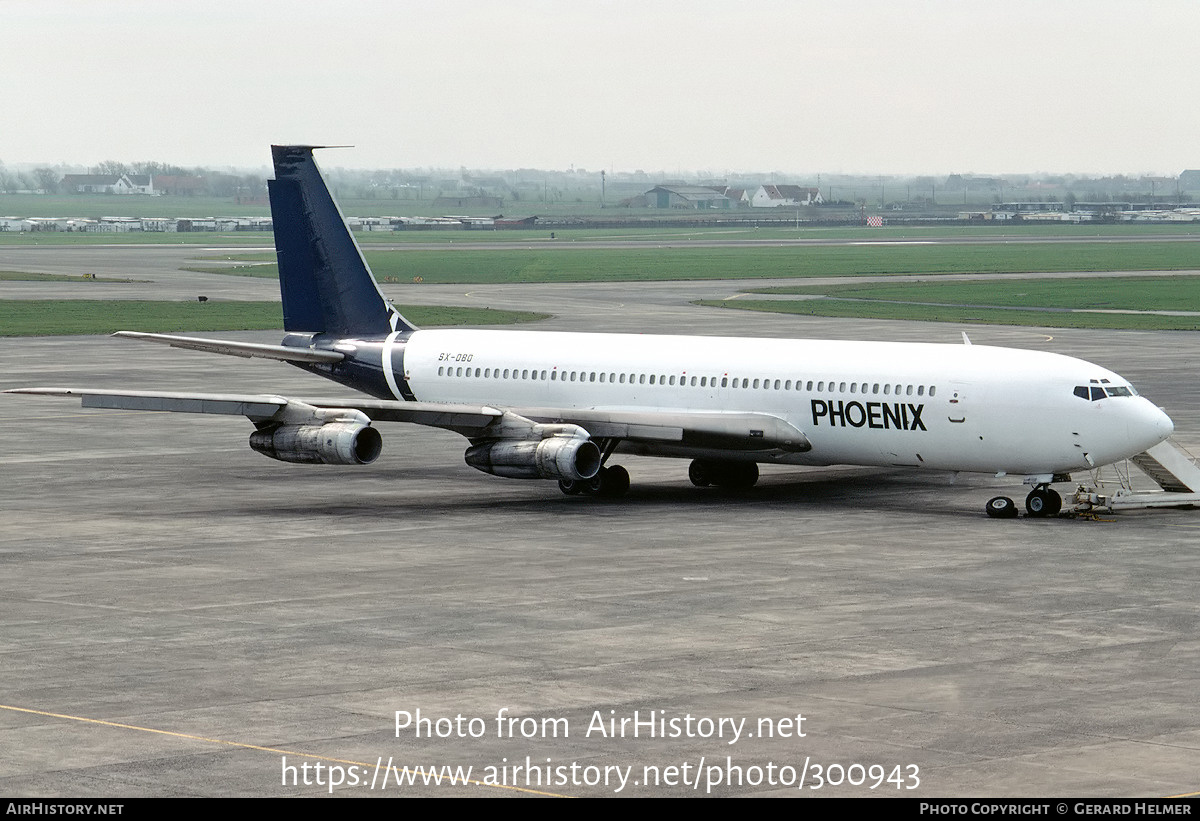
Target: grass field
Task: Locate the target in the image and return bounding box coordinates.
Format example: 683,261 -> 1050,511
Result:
752,275 -> 1200,310
3,224 -> 1197,333
0,270 -> 141,283
346,223 -> 1200,244
0,301 -> 548,337
697,275 -> 1200,331
186,239 -> 1200,284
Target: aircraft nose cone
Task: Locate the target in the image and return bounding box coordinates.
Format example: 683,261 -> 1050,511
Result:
1154,405 -> 1174,439
1135,400 -> 1174,449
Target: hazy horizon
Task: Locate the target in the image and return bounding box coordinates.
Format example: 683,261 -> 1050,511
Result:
4,1 -> 1198,177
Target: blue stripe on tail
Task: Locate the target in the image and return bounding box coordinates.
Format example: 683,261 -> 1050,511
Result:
268,145 -> 415,337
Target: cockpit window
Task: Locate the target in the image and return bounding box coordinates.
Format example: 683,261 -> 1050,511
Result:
1075,383 -> 1137,401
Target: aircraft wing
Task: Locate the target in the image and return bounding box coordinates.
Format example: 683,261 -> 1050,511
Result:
4,388 -> 502,435
6,388 -> 810,452
7,387 -> 293,418
508,406 -> 810,452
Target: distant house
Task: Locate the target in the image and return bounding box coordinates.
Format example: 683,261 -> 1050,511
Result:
125,174 -> 155,195
60,173 -> 155,195
721,187 -> 749,206
750,184 -> 823,207
644,185 -> 733,209
61,174 -> 129,194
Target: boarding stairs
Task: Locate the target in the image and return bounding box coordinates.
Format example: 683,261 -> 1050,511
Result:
1074,439 -> 1200,510
1130,443 -> 1199,493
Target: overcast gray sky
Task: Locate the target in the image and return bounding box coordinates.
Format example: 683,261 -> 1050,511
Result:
4,0 -> 1198,175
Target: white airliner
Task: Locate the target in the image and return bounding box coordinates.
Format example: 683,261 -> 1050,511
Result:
6,146 -> 1175,518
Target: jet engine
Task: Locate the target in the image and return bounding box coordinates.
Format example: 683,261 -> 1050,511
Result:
464,436 -> 601,481
249,422 -> 382,465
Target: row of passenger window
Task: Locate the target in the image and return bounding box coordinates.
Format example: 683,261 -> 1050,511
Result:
435,365 -> 937,397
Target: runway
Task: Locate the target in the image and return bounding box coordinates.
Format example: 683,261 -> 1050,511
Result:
1,247 -> 1198,797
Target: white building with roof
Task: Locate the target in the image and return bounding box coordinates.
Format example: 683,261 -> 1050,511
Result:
751,184 -> 823,207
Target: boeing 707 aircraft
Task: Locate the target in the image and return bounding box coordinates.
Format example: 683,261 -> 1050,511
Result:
6,146 -> 1176,518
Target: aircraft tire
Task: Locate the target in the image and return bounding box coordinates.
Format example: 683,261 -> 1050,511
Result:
985,496 -> 1018,518
598,465 -> 630,498
688,460 -> 711,487
581,472 -> 605,496
1025,487 -> 1062,517
718,462 -> 759,490
558,478 -> 584,496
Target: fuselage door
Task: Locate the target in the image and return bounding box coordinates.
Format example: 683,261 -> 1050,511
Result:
947,385 -> 967,424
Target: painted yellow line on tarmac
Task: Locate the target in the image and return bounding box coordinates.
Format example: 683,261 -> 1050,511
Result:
0,702 -> 570,798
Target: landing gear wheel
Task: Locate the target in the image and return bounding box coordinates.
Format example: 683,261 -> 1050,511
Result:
558,478 -> 583,496
985,496 -> 1018,519
717,462 -> 759,490
690,460 -> 759,489
581,472 -> 605,496
596,465 -> 630,498
1025,487 -> 1062,517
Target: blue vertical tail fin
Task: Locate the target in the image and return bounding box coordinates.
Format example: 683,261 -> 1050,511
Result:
268,145 -> 414,337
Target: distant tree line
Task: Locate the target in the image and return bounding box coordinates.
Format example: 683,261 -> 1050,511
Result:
1,157 -> 1196,204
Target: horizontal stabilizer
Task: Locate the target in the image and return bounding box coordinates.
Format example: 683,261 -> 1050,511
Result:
113,331 -> 345,364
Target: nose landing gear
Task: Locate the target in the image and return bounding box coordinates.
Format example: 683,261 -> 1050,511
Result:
984,486 -> 1063,518
988,487 -> 1065,518
1025,486 -> 1062,517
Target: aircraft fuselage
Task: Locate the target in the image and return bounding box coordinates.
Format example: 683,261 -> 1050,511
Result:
295,328 -> 1173,477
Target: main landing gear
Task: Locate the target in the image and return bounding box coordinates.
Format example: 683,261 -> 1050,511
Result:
688,459 -> 759,490
557,455 -> 763,499
1025,485 -> 1062,517
984,485 -> 1063,518
559,464 -> 630,499
559,437 -> 631,499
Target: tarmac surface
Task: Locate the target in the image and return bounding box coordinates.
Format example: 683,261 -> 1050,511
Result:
1,244 -> 1198,797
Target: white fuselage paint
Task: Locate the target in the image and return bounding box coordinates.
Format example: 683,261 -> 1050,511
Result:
392,329 -> 1173,476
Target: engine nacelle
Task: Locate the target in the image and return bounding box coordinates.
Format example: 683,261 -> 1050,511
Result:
464,437 -> 601,481
249,423 -> 382,465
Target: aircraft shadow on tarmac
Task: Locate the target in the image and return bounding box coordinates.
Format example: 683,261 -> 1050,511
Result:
199,462 -> 977,519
